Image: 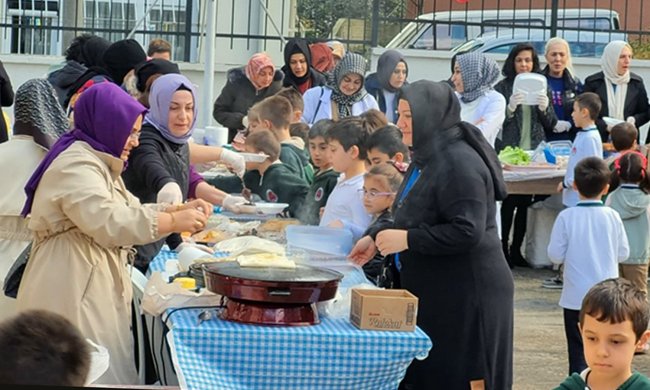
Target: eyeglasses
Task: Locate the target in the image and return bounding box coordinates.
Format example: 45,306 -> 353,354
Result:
358,189 -> 395,199
128,131 -> 141,141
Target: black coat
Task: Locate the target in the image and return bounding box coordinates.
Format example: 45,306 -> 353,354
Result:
393,81 -> 513,389
122,124 -> 189,271
583,71 -> 650,143
0,61 -> 14,144
494,77 -> 557,151
542,66 -> 584,142
212,67 -> 283,141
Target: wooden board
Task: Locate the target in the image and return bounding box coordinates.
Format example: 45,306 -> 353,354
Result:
506,177 -> 562,195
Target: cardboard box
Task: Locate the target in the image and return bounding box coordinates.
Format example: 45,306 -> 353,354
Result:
350,289 -> 418,331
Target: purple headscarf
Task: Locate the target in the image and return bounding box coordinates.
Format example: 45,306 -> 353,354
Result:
145,73 -> 197,144
22,83 -> 147,216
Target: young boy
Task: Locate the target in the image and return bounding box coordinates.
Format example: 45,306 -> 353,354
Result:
319,117 -> 372,240
301,119 -> 339,225
548,157 -> 630,375
366,125 -> 410,167
555,278 -> 650,389
276,87 -> 304,124
241,130 -> 309,217
559,92 -> 604,208
609,122 -> 650,167
0,310 -> 91,386
248,95 -> 313,183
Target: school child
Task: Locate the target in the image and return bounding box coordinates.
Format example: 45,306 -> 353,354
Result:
300,119 -> 339,225
289,122 -> 310,146
320,117 -> 373,240
606,151 -> 650,297
554,278 -> 650,389
239,130 -> 309,217
360,163 -> 403,285
608,122 -> 650,175
276,86 -> 304,124
366,125 -> 410,167
548,156 -> 630,375
560,92 -> 604,207
248,95 -> 313,183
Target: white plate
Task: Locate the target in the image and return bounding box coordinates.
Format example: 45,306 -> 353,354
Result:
239,152 -> 268,162
255,202 -> 289,215
603,116 -> 624,127
513,73 -> 547,105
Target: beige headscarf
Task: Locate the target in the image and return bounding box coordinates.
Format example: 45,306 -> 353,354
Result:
601,41 -> 632,120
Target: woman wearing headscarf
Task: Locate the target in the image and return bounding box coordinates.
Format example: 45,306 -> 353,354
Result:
213,52 -> 283,142
543,37 -> 584,142
350,80 -> 513,389
123,74 -> 241,272
495,43 -> 557,267
281,38 -> 326,94
302,53 -> 378,125
16,83 -> 210,384
584,40 -> 650,143
0,79 -> 68,323
364,50 -> 408,124
133,58 -> 180,107
309,42 -> 335,74
452,52 -> 505,147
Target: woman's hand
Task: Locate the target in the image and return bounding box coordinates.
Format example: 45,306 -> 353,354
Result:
349,236 -> 378,266
376,229 -> 409,256
171,208 -> 209,233
180,199 -> 213,217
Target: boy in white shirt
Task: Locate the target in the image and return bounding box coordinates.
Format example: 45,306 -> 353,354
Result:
559,92 -> 604,207
548,156 -> 629,376
320,117 -> 372,240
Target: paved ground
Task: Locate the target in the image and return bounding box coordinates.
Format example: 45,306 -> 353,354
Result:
512,267 -> 650,389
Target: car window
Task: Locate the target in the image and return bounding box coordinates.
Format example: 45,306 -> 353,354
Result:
412,23 -> 467,50
482,19 -> 544,33
558,18 -> 611,30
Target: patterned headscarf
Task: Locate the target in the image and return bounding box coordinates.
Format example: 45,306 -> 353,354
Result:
13,79 -> 69,149
145,74 -> 197,144
327,53 -> 368,119
22,83 -> 147,216
245,53 -> 275,90
456,52 -> 500,103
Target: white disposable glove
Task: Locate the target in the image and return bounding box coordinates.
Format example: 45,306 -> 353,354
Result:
507,92 -> 525,112
553,120 -> 572,133
174,242 -> 214,254
220,148 -> 246,177
222,195 -> 247,211
627,116 -> 636,126
536,93 -> 549,111
157,182 -> 183,205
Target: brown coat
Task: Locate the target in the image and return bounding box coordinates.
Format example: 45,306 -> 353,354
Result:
17,141 -> 162,385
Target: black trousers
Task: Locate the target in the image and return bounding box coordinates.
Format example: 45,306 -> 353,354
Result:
500,195 -> 533,250
563,308 -> 587,375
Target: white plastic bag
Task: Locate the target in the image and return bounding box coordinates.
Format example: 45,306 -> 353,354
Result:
317,283 -> 379,319
141,272 -> 221,316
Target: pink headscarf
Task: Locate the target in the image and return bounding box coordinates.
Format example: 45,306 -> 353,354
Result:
245,53 -> 275,90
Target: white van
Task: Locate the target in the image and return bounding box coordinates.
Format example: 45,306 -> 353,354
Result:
385,8 -> 620,50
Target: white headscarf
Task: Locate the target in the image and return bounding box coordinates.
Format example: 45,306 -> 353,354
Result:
601,41 -> 632,120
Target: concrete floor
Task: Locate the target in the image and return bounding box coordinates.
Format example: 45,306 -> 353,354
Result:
512,267 -> 650,389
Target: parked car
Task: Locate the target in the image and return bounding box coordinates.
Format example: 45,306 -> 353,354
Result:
386,8 -> 620,50
451,28 -> 627,57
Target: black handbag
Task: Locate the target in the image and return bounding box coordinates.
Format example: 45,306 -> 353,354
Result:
3,242 -> 32,299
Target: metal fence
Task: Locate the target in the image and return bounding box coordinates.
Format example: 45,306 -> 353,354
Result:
2,0 -> 650,62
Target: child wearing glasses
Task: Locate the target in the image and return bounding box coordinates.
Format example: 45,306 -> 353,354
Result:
360,163 -> 404,285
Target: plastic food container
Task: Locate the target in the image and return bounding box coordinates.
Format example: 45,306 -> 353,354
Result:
255,202 -> 289,215
513,73 -> 547,105
286,225 -> 353,256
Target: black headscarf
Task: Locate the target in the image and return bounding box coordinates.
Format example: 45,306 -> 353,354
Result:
376,50 -> 407,92
401,80 -> 507,200
78,36 -> 111,68
282,38 -> 312,86
135,59 -> 181,92
13,79 -> 68,149
102,39 -> 147,86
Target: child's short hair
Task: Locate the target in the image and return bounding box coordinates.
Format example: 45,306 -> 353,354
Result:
147,38 -> 172,57
276,87 -> 304,113
580,278 -> 650,341
574,156 -> 610,198
290,122 -> 310,144
359,109 -> 388,132
250,95 -> 293,130
0,310 -> 91,386
366,163 -> 404,192
610,151 -> 650,193
308,119 -> 335,140
575,92 -> 602,121
367,125 -> 411,163
611,122 -> 638,152
246,129 -> 281,161
326,117 -> 371,160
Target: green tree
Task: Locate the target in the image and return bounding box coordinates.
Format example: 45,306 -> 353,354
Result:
297,0 -> 367,39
